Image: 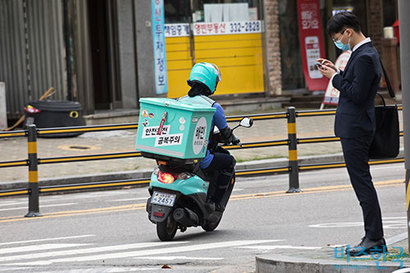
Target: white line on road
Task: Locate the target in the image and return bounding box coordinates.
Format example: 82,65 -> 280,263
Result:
0,199 -> 73,207
0,267 -> 28,272
309,217 -> 407,229
85,192 -> 128,197
0,203 -> 76,212
386,232 -> 408,245
0,244 -> 88,255
46,191 -> 127,201
0,201 -> 28,207
0,234 -> 96,246
4,240 -> 277,266
134,256 -> 224,261
371,164 -> 404,171
109,197 -> 147,202
99,269 -> 158,272
0,242 -> 186,262
239,245 -> 322,250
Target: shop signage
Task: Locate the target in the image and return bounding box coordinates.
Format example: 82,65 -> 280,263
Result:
194,21 -> 262,36
164,24 -> 190,37
151,0 -> 168,94
297,0 -> 328,91
321,50 -> 352,106
164,21 -> 262,37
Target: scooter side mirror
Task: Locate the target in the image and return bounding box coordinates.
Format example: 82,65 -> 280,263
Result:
239,117 -> 253,128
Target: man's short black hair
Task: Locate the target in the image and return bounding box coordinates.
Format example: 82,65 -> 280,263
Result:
326,11 -> 361,36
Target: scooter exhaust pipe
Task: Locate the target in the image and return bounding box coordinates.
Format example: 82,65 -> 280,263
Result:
173,208 -> 199,227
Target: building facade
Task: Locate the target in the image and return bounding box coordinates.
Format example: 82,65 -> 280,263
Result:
0,0 -> 398,119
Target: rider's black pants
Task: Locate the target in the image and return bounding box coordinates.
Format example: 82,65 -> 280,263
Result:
204,152 -> 236,203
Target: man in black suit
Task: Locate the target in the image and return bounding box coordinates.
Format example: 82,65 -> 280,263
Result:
317,12 -> 386,256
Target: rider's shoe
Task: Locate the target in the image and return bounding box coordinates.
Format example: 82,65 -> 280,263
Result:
215,202 -> 225,212
205,201 -> 216,213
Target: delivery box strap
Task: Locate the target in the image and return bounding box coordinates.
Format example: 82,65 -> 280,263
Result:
200,95 -> 215,106
177,95 -> 215,107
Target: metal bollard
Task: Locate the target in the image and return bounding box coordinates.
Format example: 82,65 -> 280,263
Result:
25,124 -> 42,217
286,107 -> 301,193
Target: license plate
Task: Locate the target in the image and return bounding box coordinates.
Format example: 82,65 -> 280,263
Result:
151,191 -> 176,207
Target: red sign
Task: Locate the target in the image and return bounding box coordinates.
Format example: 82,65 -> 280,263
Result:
297,0 -> 328,91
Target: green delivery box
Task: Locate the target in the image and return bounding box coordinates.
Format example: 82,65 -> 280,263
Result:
135,97 -> 216,160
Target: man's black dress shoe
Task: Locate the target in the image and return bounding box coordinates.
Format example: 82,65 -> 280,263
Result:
346,237 -> 387,256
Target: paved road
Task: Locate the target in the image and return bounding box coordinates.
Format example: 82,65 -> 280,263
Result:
0,163 -> 406,272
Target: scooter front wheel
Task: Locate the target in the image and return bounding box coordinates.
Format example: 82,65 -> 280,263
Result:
156,214 -> 177,241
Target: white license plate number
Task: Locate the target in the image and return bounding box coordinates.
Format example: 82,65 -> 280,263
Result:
151,191 -> 176,207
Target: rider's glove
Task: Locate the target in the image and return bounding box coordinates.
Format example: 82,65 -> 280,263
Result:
220,127 -> 240,145
220,126 -> 232,142
231,134 -> 240,145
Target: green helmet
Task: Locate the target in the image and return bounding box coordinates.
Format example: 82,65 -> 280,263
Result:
189,62 -> 221,94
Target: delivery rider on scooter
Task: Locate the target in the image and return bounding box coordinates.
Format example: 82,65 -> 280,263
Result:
178,62 -> 239,212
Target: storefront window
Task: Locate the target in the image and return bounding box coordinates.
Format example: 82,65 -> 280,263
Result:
164,0 -> 191,23
383,0 -> 397,27
196,0 -> 260,22
164,0 -> 261,23
279,0 -> 304,89
326,0 -> 367,60
331,0 -> 367,34
164,0 -> 265,98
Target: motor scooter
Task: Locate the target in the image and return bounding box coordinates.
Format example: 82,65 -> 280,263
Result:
145,117 -> 253,241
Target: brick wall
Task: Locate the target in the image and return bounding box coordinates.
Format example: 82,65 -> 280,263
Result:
264,0 -> 282,96
367,0 -> 384,56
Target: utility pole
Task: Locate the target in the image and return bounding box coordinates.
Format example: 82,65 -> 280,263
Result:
398,0 -> 410,251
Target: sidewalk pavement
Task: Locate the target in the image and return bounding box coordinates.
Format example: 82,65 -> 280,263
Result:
0,99 -> 404,190
256,233 -> 410,272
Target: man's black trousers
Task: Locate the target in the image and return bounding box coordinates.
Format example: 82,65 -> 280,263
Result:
340,136 -> 384,241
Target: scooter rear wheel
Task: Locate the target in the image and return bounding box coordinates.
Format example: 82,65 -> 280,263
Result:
156,214 -> 178,241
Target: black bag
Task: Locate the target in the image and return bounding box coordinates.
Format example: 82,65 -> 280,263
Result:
368,60 -> 400,159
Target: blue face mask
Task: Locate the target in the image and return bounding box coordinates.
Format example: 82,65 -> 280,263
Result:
333,31 -> 350,51
334,40 -> 351,51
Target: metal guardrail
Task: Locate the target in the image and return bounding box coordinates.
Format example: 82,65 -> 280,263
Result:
0,106 -> 404,217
